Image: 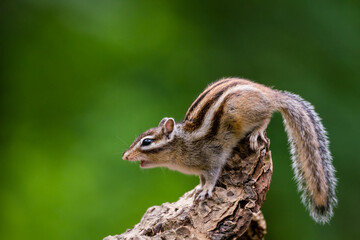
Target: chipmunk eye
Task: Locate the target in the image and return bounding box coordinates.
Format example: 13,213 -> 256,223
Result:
141,138 -> 153,146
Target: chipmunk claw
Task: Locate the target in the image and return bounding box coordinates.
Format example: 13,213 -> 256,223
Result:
250,132 -> 259,150
194,187 -> 213,201
250,131 -> 268,150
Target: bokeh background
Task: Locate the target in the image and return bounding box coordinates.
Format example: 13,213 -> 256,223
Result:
1,0 -> 360,239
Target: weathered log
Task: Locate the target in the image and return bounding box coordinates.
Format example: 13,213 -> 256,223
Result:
105,136 -> 272,240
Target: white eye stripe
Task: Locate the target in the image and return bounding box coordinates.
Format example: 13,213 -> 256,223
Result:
140,136 -> 155,143
143,141 -> 167,150
137,136 -> 169,150
137,136 -> 155,148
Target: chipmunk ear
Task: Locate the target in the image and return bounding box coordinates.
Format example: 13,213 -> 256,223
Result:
159,117 -> 169,127
162,118 -> 175,137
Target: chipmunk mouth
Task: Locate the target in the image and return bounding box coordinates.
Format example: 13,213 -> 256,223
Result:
140,160 -> 153,168
126,157 -> 154,168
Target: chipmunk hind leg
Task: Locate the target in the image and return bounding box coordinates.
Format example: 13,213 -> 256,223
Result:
224,90 -> 273,149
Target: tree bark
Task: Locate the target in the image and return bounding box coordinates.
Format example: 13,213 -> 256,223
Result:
104,136 -> 272,240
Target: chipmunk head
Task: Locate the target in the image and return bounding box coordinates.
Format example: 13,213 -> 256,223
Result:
122,117 -> 178,168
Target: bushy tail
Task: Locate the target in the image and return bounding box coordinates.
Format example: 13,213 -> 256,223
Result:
277,91 -> 337,223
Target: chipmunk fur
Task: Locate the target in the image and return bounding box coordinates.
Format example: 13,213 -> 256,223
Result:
122,78 -> 337,223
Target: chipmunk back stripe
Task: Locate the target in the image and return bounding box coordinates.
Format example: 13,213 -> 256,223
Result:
184,80 -> 241,132
185,79 -> 231,120
190,84 -> 261,139
185,79 -> 237,124
204,92 -> 239,139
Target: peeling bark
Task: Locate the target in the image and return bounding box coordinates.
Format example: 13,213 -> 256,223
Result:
104,136 -> 272,240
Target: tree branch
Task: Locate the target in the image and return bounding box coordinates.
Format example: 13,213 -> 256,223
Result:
104,136 -> 272,240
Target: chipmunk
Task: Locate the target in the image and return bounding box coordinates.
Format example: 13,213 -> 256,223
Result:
122,78 -> 337,223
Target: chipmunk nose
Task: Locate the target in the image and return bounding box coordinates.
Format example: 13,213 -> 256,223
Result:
122,151 -> 129,160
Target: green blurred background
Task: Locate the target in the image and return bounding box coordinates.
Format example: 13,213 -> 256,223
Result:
1,0 -> 359,239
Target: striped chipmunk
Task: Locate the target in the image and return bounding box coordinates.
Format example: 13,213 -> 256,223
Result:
123,78 -> 337,223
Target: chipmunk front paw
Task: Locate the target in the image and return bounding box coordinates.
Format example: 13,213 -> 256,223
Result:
194,186 -> 213,201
